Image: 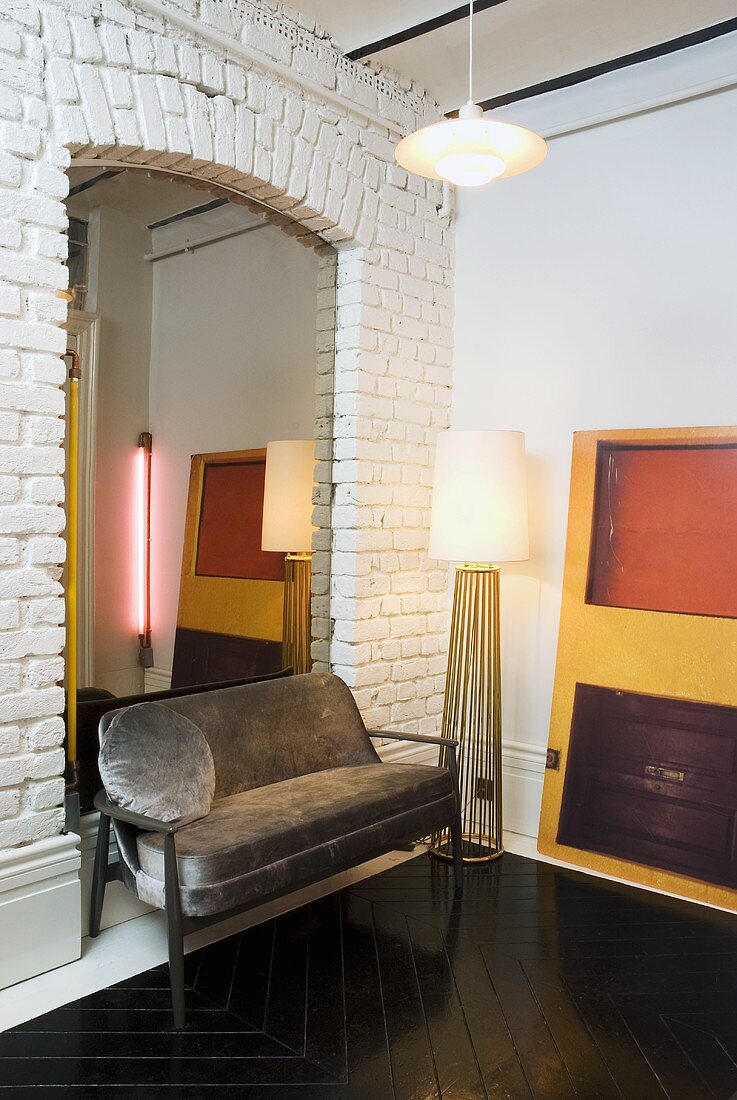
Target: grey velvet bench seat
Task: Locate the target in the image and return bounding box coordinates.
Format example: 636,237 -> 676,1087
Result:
90,672 -> 463,1028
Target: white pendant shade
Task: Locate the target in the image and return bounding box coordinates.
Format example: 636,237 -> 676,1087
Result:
429,429 -> 529,563
261,439 -> 316,553
396,102 -> 547,187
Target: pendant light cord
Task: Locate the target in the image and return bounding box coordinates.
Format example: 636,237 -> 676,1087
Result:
468,0 -> 474,103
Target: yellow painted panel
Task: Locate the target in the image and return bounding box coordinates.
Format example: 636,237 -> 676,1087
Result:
177,575 -> 282,641
538,425 -> 737,911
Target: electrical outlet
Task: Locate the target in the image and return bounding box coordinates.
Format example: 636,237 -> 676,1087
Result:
546,748 -> 561,770
475,776 -> 494,801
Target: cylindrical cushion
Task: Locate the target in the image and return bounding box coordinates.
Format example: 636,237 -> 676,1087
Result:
99,701 -> 215,825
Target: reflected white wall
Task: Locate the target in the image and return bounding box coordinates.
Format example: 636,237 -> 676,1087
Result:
149,224 -> 320,673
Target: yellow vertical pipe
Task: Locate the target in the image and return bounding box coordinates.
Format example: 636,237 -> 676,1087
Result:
65,350 -> 81,772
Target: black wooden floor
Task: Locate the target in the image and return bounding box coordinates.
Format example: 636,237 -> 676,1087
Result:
3,853 -> 737,1098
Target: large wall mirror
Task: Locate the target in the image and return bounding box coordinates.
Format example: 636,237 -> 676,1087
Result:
62,166 -> 335,812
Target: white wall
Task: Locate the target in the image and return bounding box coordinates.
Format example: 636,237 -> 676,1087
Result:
149,225 -> 320,673
88,207 -> 152,696
454,45 -> 737,833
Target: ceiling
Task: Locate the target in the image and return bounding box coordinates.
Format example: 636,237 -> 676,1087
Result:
298,0 -> 737,112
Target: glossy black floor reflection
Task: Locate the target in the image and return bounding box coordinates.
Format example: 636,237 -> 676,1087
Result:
3,853 -> 737,1098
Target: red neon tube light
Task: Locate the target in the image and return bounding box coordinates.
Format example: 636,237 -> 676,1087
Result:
137,432 -> 152,655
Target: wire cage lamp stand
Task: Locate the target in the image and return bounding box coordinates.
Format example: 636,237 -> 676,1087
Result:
430,562 -> 503,863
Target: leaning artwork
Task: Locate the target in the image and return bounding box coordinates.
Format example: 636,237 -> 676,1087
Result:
539,426 -> 737,910
171,448 -> 284,687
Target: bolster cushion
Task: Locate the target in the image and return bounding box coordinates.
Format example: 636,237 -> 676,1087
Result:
99,701 -> 216,825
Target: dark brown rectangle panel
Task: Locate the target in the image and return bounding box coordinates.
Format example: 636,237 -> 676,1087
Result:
171,627 -> 282,689
196,460 -> 284,581
587,443 -> 737,618
558,683 -> 737,888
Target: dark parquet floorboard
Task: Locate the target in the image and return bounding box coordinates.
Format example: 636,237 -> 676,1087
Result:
3,853 -> 737,1098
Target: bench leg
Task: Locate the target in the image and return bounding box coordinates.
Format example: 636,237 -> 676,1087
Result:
447,744 -> 464,895
164,833 -> 186,1030
89,810 -> 110,938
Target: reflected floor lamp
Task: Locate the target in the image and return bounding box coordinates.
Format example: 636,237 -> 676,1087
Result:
428,430 -> 529,863
262,440 -> 317,676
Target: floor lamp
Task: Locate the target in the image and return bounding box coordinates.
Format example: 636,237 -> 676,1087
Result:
428,429 -> 529,863
261,440 -> 317,675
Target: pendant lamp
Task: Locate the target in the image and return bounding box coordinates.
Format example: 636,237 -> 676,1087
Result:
395,1 -> 547,187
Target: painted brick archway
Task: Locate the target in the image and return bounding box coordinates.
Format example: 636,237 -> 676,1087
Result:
0,0 -> 454,856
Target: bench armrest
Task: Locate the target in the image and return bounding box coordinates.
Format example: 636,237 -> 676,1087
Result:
367,729 -> 459,748
94,791 -> 181,835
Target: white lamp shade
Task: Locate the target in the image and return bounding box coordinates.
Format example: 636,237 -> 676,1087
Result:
261,439 -> 316,553
429,430 -> 529,563
395,109 -> 547,186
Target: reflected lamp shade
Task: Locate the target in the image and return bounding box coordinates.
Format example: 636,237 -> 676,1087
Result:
261,439 -> 316,553
429,430 -> 529,563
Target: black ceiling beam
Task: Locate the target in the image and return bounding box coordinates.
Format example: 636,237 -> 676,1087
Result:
147,197 -> 229,230
347,0 -> 509,61
67,169 -> 124,197
476,16 -> 737,112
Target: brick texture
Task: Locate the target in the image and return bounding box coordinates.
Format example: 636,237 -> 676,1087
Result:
0,0 -> 454,851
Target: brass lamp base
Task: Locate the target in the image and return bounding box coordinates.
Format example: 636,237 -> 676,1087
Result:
282,552 -> 312,675
430,563 -> 503,864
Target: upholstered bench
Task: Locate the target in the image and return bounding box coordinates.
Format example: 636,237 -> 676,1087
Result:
90,672 -> 462,1027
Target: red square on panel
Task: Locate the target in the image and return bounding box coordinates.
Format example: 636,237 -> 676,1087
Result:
195,460 -> 284,581
587,443 -> 737,618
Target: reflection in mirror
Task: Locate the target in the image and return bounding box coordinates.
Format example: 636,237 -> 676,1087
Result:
173,447 -> 284,687
62,166 -> 334,814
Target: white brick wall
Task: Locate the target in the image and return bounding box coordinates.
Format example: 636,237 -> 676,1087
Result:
0,0 -> 454,851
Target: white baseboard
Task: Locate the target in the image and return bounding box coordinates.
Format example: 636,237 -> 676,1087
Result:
0,832 -> 82,990
500,739 -> 545,837
375,738 -> 438,767
144,667 -> 172,692
95,668 -> 144,696
376,735 -> 545,839
0,815 -> 150,993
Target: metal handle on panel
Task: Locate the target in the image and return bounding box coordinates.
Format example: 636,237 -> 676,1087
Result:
645,764 -> 685,783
